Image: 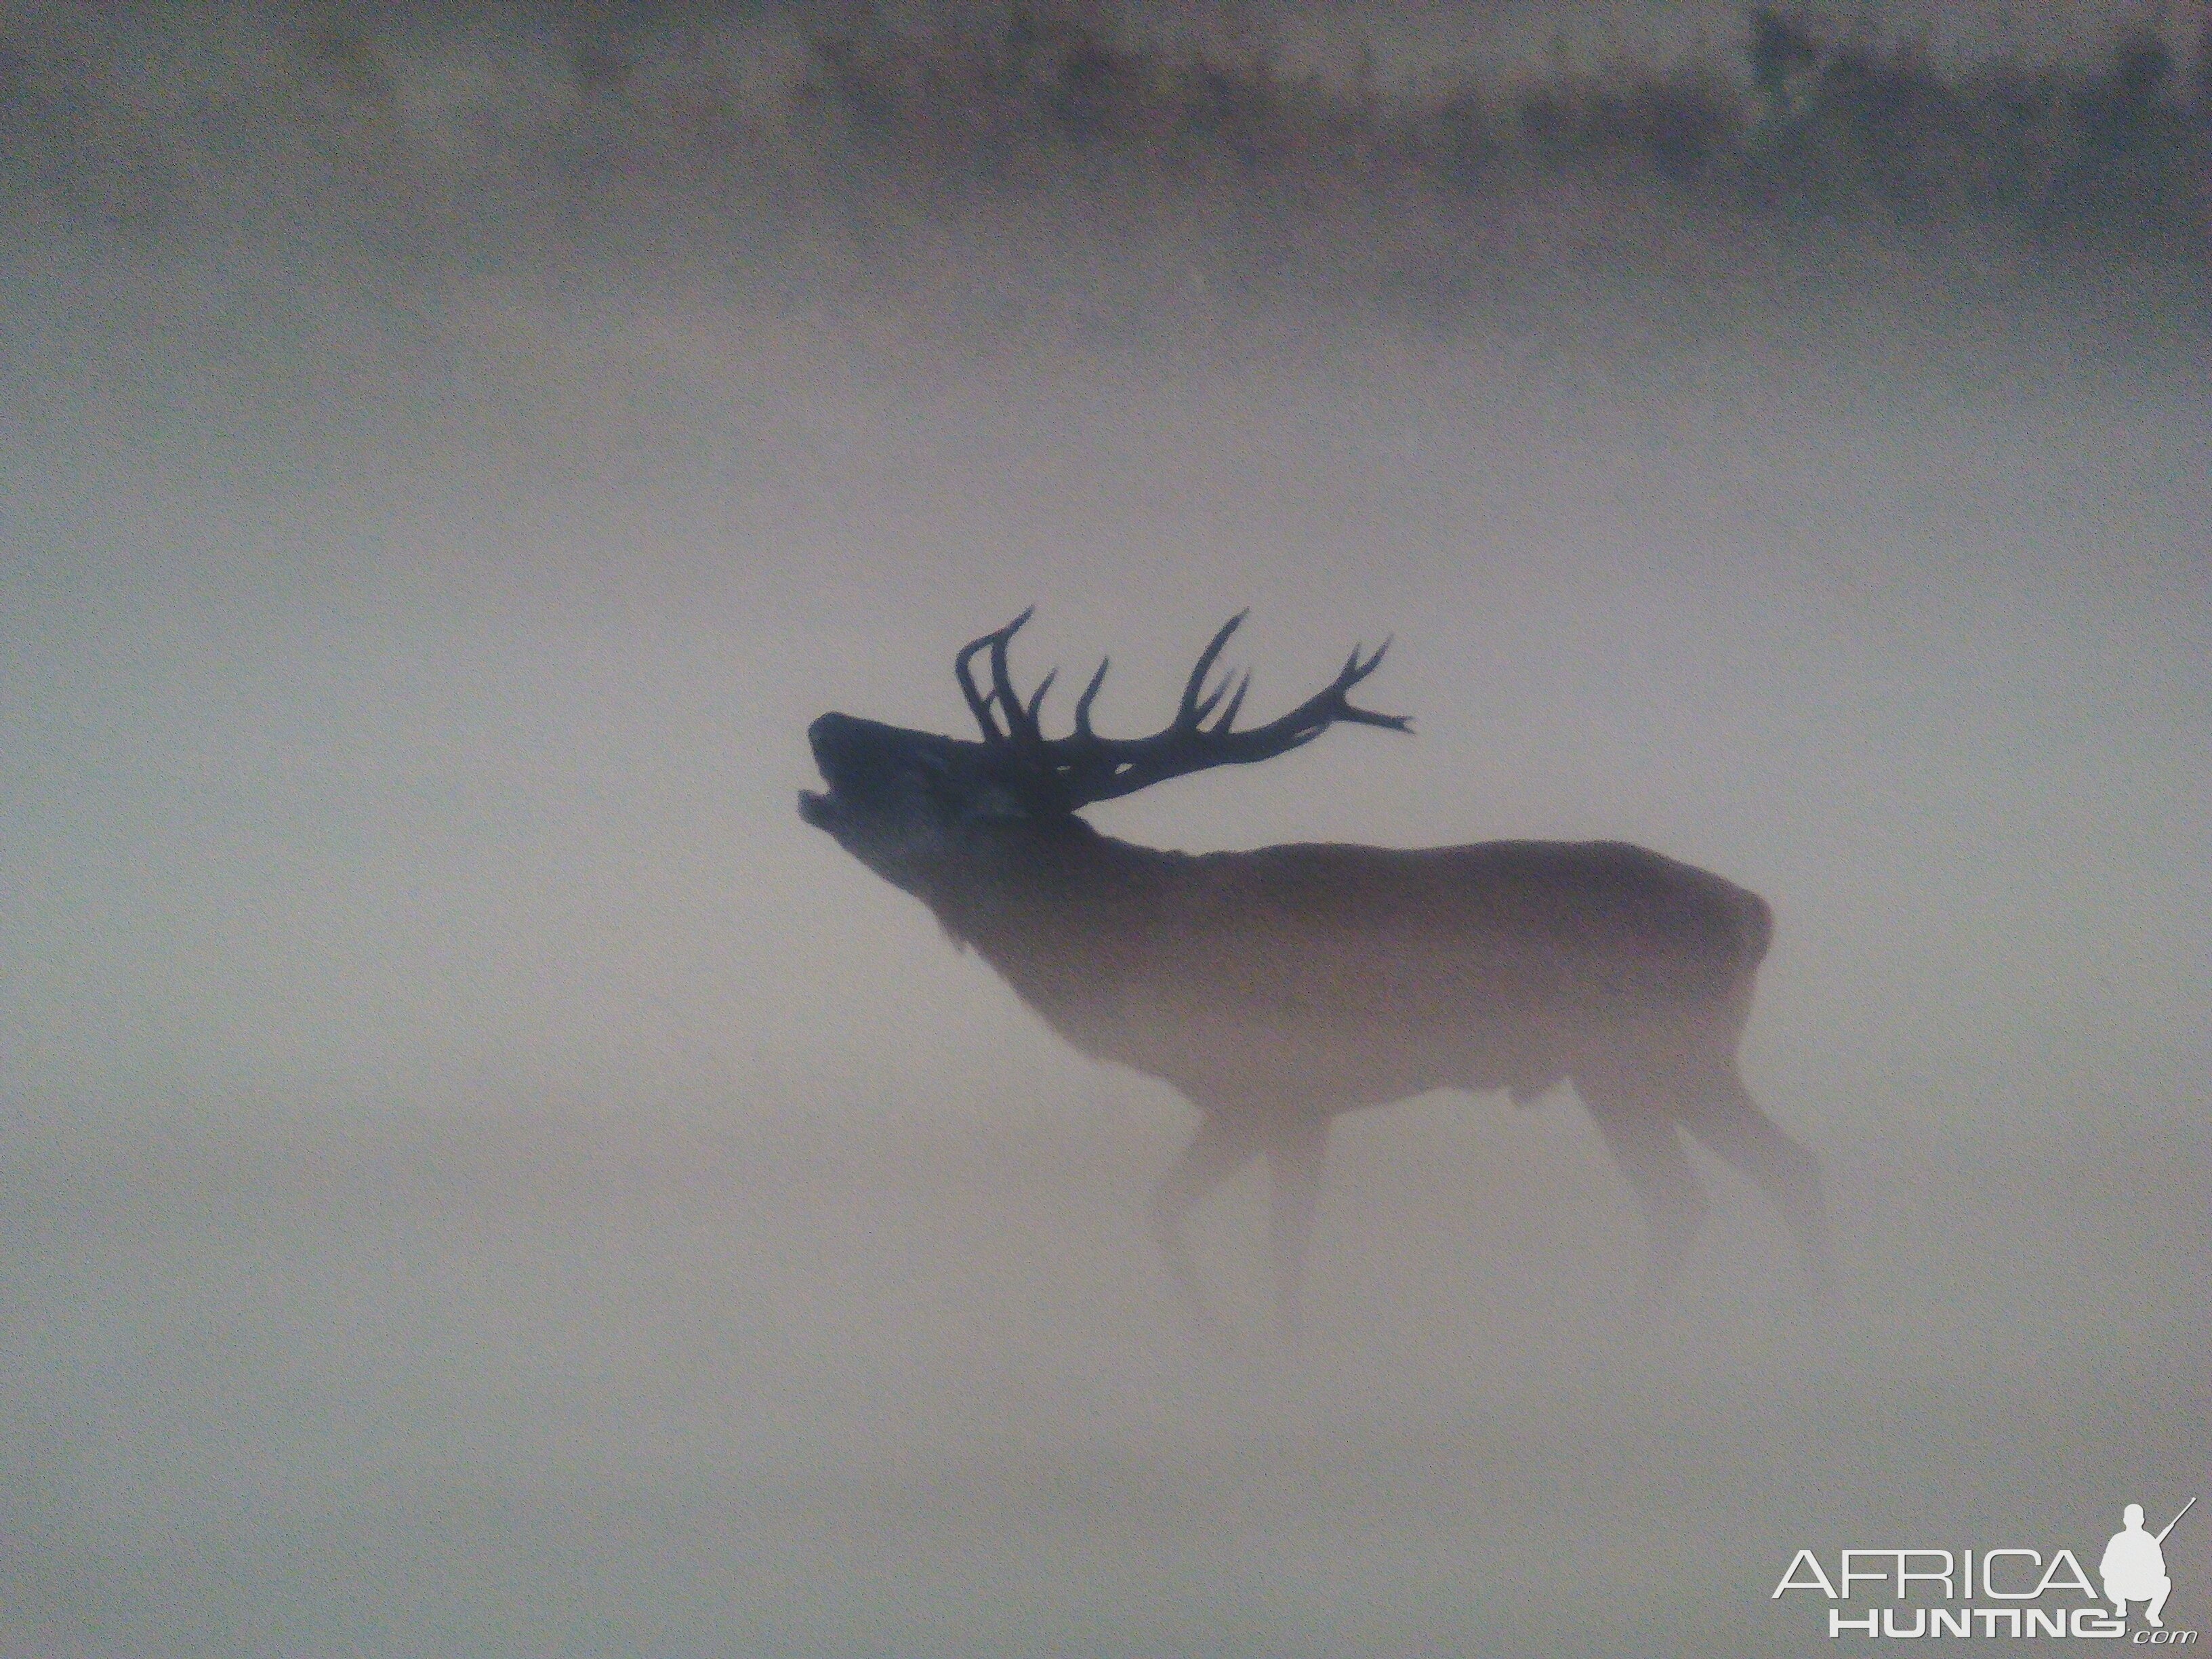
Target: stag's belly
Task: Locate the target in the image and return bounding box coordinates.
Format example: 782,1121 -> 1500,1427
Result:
1033,958 -> 1711,1113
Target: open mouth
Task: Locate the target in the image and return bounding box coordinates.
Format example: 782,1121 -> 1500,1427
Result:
796,787 -> 837,830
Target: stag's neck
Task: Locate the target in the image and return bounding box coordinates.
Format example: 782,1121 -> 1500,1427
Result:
918,817 -> 1179,1009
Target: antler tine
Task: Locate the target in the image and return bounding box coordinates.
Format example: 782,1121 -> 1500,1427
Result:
1174,611 -> 1248,728
1073,657 -> 1111,738
1336,704 -> 1415,731
955,644 -> 1001,741
955,607 -> 1033,743
1208,670 -> 1252,734
1022,668 -> 1058,731
989,617 -> 1045,745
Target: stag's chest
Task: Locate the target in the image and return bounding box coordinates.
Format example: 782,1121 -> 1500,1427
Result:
979,870 -> 1424,1050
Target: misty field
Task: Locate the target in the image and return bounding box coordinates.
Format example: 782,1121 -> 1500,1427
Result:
3,1094 -> 2206,1656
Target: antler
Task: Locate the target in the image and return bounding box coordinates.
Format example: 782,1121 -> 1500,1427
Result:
955,607 -> 1031,743
951,610 -> 1412,806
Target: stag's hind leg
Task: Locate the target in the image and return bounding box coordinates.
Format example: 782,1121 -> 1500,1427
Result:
1670,1061 -> 1836,1296
1573,1069 -> 1708,1297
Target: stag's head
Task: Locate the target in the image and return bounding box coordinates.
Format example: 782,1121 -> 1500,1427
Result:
799,609 -> 1411,894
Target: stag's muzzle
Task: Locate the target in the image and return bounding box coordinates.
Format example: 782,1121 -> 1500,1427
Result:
798,711 -> 949,832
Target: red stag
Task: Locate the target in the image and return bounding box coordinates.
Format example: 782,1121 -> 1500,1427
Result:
798,611 -> 1833,1337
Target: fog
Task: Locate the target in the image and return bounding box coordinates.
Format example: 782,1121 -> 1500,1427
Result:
2,4 -> 2208,1655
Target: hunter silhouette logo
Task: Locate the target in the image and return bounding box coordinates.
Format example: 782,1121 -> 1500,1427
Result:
2104,1499 -> 2194,1630
1773,1498 -> 2198,1641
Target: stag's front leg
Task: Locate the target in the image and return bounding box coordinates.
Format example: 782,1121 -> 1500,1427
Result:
1148,1111 -> 1262,1334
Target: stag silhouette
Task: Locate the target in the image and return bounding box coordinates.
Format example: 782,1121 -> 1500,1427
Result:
799,611 -> 1833,1340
